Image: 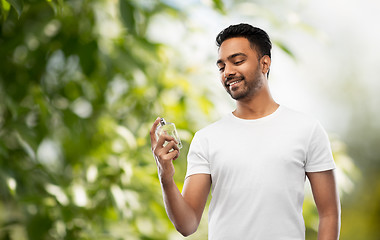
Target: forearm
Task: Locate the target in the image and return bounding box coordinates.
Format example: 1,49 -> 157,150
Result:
317,213 -> 340,240
161,178 -> 199,236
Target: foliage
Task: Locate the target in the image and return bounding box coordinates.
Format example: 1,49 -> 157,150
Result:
0,0 -> 222,239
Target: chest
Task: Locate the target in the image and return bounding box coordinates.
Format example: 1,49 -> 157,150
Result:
208,124 -> 309,189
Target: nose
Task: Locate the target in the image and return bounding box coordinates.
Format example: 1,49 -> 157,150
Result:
223,63 -> 236,79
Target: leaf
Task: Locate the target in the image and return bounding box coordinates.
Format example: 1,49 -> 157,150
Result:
212,0 -> 225,14
5,0 -> 23,18
119,0 -> 136,35
0,0 -> 11,22
273,40 -> 296,60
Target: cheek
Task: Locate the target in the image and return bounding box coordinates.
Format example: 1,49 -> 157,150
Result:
242,63 -> 259,78
219,74 -> 226,84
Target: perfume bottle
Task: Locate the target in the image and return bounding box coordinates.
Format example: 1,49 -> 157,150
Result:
155,118 -> 182,149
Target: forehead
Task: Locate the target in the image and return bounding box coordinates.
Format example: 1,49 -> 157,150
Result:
218,37 -> 257,59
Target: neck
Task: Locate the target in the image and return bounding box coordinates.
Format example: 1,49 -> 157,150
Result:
233,84 -> 279,120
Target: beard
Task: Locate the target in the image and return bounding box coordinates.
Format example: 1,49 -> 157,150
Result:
225,72 -> 263,101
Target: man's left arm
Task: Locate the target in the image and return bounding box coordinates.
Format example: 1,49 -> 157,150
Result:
307,169 -> 341,240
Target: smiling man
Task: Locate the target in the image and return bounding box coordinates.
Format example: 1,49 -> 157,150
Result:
150,23 -> 341,240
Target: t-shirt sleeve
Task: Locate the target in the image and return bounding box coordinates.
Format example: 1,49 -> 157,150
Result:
305,121 -> 336,172
185,132 -> 211,179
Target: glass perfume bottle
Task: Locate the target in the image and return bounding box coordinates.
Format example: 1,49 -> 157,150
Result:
155,118 -> 182,149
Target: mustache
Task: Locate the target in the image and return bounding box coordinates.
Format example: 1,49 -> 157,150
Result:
224,76 -> 244,86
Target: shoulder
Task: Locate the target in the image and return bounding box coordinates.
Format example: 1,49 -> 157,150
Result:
277,106 -> 327,138
280,105 -> 314,120
187,116 -> 228,154
279,105 -> 320,126
193,114 -> 231,139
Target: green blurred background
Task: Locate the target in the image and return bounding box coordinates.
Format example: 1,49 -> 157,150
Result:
1,0 -> 379,239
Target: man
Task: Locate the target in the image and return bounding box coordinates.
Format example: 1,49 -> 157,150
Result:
150,23 -> 341,240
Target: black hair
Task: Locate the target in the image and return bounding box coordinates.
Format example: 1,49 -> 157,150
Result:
216,23 -> 272,59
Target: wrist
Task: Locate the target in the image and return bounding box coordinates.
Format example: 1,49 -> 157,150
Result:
160,175 -> 175,188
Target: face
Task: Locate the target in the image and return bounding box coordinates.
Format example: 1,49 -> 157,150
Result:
216,37 -> 269,101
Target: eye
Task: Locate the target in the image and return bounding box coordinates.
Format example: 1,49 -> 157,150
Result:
234,60 -> 244,65
217,64 -> 225,72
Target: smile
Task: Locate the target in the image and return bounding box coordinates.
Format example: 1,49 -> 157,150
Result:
228,80 -> 242,86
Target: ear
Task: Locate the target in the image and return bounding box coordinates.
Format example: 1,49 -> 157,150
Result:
260,55 -> 271,76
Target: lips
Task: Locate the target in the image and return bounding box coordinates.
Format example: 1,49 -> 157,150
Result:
229,80 -> 242,86
225,77 -> 244,88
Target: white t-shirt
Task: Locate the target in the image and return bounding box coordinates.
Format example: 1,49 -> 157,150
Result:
186,105 -> 336,240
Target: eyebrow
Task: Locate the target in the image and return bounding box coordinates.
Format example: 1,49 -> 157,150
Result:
216,52 -> 248,65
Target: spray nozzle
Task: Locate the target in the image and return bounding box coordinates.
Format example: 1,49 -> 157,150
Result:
159,118 -> 167,126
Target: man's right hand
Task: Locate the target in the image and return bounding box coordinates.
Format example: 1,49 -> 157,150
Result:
150,117 -> 180,184
149,118 -> 211,237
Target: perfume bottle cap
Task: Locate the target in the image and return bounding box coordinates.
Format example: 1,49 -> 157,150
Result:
159,118 -> 167,126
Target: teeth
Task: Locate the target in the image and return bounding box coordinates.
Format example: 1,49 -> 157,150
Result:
229,80 -> 241,86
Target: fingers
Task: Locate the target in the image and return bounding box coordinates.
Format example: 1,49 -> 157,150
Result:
162,139 -> 180,154
154,137 -> 180,162
159,148 -> 179,161
156,133 -> 177,150
172,150 -> 179,161
168,149 -> 179,161
155,137 -> 179,154
150,117 -> 161,150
